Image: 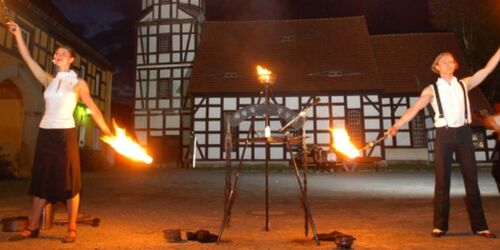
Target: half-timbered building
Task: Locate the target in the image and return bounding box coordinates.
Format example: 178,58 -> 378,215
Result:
134,0 -> 205,166
0,0 -> 114,175
187,17 -> 495,165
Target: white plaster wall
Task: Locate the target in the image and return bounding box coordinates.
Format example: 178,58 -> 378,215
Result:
385,148 -> 429,161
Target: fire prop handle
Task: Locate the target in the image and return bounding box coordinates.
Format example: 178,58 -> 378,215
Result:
1,0 -> 10,23
1,0 -> 15,31
358,133 -> 391,152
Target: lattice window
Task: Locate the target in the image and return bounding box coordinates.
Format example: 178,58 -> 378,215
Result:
411,111 -> 427,148
158,79 -> 172,98
347,109 -> 363,147
80,65 -> 86,79
158,33 -> 172,53
93,127 -> 102,150
93,72 -> 101,97
21,29 -> 30,47
472,130 -> 485,149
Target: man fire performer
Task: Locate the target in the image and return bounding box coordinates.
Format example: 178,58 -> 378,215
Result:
6,21 -> 112,243
474,104 -> 500,193
388,47 -> 500,238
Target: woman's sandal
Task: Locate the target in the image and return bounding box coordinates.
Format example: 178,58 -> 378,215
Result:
8,228 -> 40,241
62,229 -> 77,243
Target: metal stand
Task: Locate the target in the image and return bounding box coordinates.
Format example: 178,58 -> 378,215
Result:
217,68 -> 319,245
264,82 -> 270,231
217,135 -> 320,245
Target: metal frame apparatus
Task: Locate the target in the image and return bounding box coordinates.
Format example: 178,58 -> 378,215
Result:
216,81 -> 320,244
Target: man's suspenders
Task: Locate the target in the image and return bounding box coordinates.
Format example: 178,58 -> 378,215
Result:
458,80 -> 469,123
431,81 -> 445,120
431,80 -> 469,126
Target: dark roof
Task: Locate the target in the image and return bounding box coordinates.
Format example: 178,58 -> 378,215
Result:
189,17 -> 383,96
371,33 -> 493,122
371,33 -> 469,95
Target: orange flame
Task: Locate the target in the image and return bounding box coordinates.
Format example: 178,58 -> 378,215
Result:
256,65 -> 274,84
330,128 -> 360,159
101,120 -> 153,164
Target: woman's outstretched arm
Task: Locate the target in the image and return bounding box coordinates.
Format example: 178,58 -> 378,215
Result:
6,21 -> 51,86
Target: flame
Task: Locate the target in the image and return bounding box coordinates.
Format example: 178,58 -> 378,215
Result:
101,120 -> 153,164
256,65 -> 273,83
330,128 -> 360,159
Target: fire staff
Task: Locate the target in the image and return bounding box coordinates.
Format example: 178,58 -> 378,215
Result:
6,21 -> 112,243
388,47 -> 500,239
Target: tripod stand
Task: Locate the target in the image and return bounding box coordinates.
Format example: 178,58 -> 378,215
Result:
216,68 -> 320,244
217,134 -> 320,245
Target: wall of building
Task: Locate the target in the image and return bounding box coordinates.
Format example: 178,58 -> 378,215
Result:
0,4 -> 113,174
191,94 -> 385,162
135,0 -> 205,166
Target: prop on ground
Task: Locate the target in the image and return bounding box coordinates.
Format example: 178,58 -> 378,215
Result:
317,230 -> 356,249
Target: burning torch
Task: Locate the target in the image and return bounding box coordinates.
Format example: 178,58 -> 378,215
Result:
330,129 -> 392,159
358,133 -> 391,152
1,0 -> 15,31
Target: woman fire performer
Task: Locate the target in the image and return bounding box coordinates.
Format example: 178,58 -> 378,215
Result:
6,21 -> 111,243
388,47 -> 500,239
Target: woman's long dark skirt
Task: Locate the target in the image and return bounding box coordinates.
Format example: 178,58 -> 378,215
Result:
29,128 -> 81,203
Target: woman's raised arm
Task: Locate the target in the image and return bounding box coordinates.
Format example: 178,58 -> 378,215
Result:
6,21 -> 51,87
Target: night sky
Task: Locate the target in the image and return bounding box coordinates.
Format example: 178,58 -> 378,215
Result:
49,0 -> 435,127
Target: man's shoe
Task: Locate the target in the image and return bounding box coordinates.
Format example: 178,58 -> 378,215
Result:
475,230 -> 497,238
431,229 -> 446,237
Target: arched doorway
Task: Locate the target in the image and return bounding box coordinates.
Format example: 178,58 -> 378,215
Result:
0,80 -> 23,173
0,64 -> 44,176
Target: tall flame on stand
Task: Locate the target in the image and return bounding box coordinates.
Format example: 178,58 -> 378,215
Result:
330,128 -> 360,159
101,120 -> 153,164
256,65 -> 274,84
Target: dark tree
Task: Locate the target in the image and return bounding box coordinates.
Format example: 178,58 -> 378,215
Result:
429,0 -> 500,104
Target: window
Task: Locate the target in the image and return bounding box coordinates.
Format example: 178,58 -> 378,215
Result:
280,35 -> 295,43
347,109 -> 363,147
80,65 -> 86,79
411,111 -> 427,147
224,72 -> 238,79
158,33 -> 172,53
12,27 -> 30,49
142,0 -> 153,10
20,29 -> 30,47
93,127 -> 102,150
472,130 -> 485,149
94,72 -> 101,96
158,79 -> 172,98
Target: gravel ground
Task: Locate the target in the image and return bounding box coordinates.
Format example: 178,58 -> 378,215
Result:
0,167 -> 498,250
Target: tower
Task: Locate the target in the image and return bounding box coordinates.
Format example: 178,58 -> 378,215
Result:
134,0 -> 205,166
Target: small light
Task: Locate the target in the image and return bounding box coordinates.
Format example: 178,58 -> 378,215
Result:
264,125 -> 271,138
